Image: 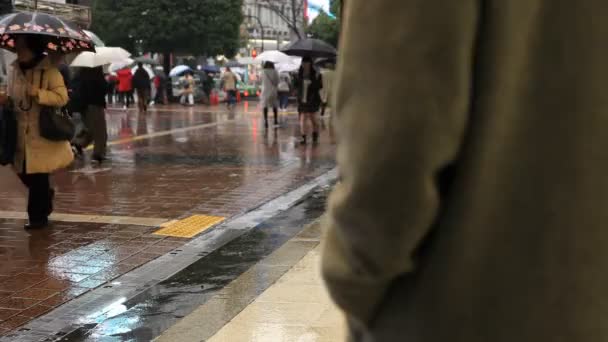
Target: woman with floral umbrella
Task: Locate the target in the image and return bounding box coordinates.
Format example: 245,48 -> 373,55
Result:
0,12 -> 93,230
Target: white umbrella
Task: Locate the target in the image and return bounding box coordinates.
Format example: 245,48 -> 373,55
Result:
70,47 -> 131,68
277,61 -> 301,73
109,58 -> 135,72
255,50 -> 291,64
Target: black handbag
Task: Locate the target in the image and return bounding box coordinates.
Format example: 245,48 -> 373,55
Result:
0,100 -> 16,166
37,70 -> 75,141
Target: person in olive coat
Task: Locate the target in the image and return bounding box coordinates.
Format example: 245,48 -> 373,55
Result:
323,1 -> 608,341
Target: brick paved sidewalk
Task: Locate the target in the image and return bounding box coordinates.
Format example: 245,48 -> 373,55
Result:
0,104 -> 336,335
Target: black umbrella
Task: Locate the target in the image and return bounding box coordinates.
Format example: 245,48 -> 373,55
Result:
282,38 -> 337,58
0,12 -> 94,53
134,56 -> 159,65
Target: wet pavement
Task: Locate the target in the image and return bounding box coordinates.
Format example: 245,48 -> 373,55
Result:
57,187 -> 329,342
0,102 -> 336,338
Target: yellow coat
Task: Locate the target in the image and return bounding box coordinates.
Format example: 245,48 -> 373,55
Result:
10,58 -> 73,174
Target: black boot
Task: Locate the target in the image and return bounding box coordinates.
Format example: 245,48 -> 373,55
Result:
25,219 -> 49,230
48,188 -> 55,216
312,132 -> 319,144
263,108 -> 269,128
273,108 -> 279,126
300,135 -> 307,145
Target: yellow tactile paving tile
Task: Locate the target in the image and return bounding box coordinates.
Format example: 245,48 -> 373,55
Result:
153,215 -> 225,238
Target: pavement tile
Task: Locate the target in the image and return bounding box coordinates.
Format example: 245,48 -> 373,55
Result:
0,275 -> 45,292
39,293 -> 73,307
0,309 -> 19,321
75,278 -> 108,290
64,287 -> 90,299
0,292 -> 14,300
0,315 -> 31,330
19,305 -> 53,319
35,278 -> 73,291
0,297 -> 40,310
12,288 -> 59,301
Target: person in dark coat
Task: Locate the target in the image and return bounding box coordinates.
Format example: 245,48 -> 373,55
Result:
74,67 -> 108,164
132,62 -> 151,112
296,57 -> 322,145
105,73 -> 117,105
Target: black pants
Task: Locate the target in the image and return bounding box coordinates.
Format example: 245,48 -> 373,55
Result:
18,172 -> 52,222
264,107 -> 278,125
120,91 -> 132,107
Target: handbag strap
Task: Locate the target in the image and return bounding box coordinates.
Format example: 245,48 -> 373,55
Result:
18,69 -> 40,112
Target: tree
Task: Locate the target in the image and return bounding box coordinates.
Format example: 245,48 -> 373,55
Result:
92,0 -> 243,59
258,0 -> 305,39
306,0 -> 341,47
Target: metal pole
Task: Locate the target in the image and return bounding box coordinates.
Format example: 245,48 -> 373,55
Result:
259,16 -> 265,52
246,15 -> 265,53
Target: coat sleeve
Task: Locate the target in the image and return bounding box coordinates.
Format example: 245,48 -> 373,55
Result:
322,0 -> 479,328
37,68 -> 68,107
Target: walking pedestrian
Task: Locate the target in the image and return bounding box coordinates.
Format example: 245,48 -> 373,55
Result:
133,62 -> 151,112
180,72 -> 195,106
6,35 -> 72,229
152,74 -> 160,105
105,72 -> 117,105
78,67 -> 108,164
319,63 -> 335,116
221,67 -> 238,109
296,57 -> 322,145
322,1 -> 608,342
261,61 -> 279,128
278,71 -> 291,112
154,67 -> 168,105
116,67 -> 133,110
202,72 -> 215,104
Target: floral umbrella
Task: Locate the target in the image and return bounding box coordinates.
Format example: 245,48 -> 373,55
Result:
0,12 -> 94,53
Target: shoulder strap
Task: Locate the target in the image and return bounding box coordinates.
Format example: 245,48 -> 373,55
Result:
39,70 -> 44,89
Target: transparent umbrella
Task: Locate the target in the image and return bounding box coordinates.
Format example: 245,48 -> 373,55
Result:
83,30 -> 105,47
169,65 -> 193,77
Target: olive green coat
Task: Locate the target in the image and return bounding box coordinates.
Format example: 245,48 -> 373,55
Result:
11,58 -> 72,174
322,1 -> 608,341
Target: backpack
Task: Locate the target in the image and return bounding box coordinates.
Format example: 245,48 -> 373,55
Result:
278,75 -> 290,92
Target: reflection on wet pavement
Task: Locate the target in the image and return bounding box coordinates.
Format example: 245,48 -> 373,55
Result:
0,103 -> 336,337
58,188 -> 328,341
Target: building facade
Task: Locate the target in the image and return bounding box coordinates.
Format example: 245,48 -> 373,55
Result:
14,0 -> 92,27
243,0 -> 305,51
